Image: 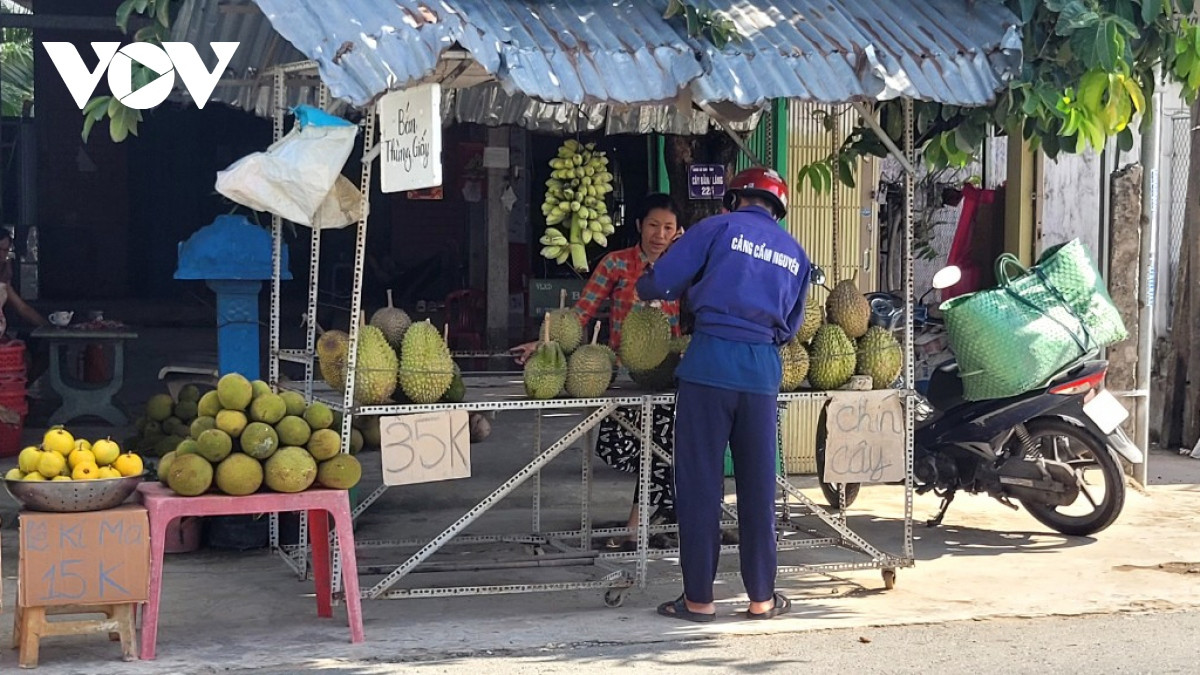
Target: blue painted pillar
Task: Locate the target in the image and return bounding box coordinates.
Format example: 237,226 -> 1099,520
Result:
206,279 -> 263,378
175,215 -> 291,381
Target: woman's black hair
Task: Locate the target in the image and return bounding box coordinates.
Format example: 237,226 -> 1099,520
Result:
636,192 -> 681,221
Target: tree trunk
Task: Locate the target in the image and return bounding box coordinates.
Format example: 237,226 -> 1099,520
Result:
1161,96 -> 1200,450
663,132 -> 739,228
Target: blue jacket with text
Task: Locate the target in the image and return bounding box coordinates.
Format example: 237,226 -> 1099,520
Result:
636,205 -> 809,345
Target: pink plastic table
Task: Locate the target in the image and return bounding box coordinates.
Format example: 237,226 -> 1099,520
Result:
135,482 -> 364,660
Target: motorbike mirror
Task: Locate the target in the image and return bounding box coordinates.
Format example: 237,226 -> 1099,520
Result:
932,265 -> 962,290
810,265 -> 827,287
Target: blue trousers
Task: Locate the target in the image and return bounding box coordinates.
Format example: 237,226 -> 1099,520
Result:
673,380 -> 778,604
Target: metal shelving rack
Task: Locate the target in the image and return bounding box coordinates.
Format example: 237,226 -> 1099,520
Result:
260,61 -> 919,604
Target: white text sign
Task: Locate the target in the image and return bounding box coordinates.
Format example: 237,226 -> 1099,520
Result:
822,391 -> 906,484
377,84 -> 442,193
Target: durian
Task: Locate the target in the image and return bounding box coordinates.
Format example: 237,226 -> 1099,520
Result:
807,324 -> 857,390
547,289 -> 584,354
618,304 -> 672,372
352,314 -> 400,405
796,300 -> 823,344
566,323 -> 615,398
524,317 -> 568,399
370,289 -> 412,350
629,334 -> 689,390
826,279 -> 871,339
855,326 -> 903,389
316,327 -> 350,392
779,339 -> 810,392
397,320 -> 455,404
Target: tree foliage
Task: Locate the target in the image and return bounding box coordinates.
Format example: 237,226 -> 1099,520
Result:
798,0 -> 1200,192
81,0 -> 174,143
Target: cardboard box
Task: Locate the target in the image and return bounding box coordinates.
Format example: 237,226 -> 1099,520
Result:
19,505 -> 150,608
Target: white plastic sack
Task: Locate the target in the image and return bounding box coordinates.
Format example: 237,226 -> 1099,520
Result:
215,105 -> 357,227
310,174 -> 366,230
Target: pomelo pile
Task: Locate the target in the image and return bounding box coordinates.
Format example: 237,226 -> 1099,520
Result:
154,374 -> 362,497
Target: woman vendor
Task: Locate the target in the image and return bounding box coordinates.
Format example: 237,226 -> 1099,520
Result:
513,193 -> 684,548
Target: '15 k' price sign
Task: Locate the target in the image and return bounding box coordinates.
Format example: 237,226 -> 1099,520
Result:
19,505 -> 150,607
380,411 -> 471,486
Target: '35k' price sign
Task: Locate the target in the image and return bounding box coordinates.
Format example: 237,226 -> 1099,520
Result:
380,411 -> 471,486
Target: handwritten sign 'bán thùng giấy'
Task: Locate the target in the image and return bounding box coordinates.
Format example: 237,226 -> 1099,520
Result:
380,410 -> 471,486
822,390 -> 906,484
19,505 -> 150,608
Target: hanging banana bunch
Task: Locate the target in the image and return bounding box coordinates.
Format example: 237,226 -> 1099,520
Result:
539,139 -> 616,273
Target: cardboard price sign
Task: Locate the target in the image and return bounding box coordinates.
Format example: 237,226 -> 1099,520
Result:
821,391 -> 907,484
19,505 -> 150,607
380,411 -> 471,486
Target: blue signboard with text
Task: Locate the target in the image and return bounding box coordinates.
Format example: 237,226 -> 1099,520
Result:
687,164 -> 726,200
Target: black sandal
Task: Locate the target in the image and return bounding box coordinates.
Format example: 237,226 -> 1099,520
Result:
657,594 -> 716,623
745,592 -> 791,620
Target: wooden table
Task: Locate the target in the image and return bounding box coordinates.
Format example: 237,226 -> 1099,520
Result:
31,326 -> 138,426
134,483 -> 364,660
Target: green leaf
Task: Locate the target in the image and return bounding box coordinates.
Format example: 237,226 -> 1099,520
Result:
1117,126 -> 1135,152
1095,21 -> 1121,72
1019,0 -> 1038,22
664,0 -> 684,19
1078,70 -> 1108,110
1122,76 -> 1145,113
116,0 -> 137,33
837,157 -> 856,189
157,0 -> 172,29
1141,0 -> 1161,26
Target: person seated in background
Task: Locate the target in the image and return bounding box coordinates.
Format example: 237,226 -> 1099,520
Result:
0,230 -> 47,334
512,193 -> 685,549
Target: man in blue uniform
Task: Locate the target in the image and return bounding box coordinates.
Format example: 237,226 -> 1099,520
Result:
636,167 -> 810,622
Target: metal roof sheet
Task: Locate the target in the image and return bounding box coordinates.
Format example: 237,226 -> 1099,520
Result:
184,0 -> 1020,114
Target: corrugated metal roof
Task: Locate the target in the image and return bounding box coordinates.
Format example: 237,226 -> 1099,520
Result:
190,0 -> 1020,115
691,0 -> 1022,106
242,0 -> 1020,110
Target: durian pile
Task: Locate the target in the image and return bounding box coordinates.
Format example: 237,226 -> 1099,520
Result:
154,373 -> 362,498
317,301 -> 462,406
791,278 -> 904,392
522,302 -> 684,398
539,139 -> 615,272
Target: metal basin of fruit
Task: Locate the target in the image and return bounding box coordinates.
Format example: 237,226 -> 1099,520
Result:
3,473 -> 147,513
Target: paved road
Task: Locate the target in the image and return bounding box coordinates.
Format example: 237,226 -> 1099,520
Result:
222,609 -> 1197,673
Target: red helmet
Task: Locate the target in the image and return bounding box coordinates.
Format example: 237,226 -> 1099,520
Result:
724,167 -> 788,219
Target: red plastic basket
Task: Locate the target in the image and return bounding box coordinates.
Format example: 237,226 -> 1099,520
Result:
0,399 -> 28,458
0,373 -> 27,391
0,388 -> 27,412
0,340 -> 26,373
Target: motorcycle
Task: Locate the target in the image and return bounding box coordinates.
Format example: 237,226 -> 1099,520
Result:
814,265 -> 1140,536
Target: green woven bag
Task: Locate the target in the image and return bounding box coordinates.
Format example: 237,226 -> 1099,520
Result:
1033,239 -> 1128,347
941,251 -> 1097,402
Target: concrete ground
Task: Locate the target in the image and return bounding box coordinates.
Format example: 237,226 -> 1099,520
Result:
2,324 -> 1200,672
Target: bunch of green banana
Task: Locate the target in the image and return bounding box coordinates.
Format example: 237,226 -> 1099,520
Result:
539,139 -> 616,272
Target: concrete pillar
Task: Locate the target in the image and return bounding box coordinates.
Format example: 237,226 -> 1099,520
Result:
1004,135 -> 1040,265
1106,164 -> 1143,415
486,127 -> 511,349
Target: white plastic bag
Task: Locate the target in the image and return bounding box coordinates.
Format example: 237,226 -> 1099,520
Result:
215,105 -> 357,227
310,174 -> 366,230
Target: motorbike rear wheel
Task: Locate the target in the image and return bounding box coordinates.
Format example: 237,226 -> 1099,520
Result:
814,412 -> 861,509
1017,417 -> 1126,537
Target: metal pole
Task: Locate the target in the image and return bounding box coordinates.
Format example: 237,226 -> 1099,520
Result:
1134,88 -> 1162,486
